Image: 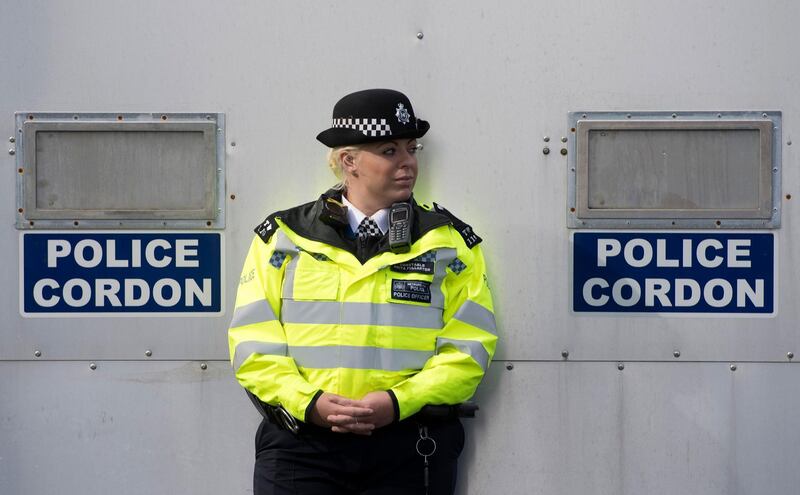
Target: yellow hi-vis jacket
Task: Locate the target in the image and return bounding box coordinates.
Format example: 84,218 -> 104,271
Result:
228,197 -> 497,422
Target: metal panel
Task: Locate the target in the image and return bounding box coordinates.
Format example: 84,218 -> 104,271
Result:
462,362 -> 800,495
15,113 -> 226,229
567,113 -> 781,229
0,361 -> 258,495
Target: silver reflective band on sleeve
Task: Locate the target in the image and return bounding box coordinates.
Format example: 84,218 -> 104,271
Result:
453,300 -> 497,335
230,300 -> 278,328
281,300 -> 444,329
435,337 -> 490,371
430,248 -> 457,308
233,341 -> 288,371
289,345 -> 433,371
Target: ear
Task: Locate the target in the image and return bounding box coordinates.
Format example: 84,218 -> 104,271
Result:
341,150 -> 358,175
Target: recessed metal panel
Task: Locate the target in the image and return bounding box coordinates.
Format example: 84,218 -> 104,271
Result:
567,113 -> 781,229
15,113 -> 225,229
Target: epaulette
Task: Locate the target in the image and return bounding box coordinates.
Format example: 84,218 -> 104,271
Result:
254,212 -> 282,244
432,203 -> 483,248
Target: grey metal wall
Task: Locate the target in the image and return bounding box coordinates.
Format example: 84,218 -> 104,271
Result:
2,1 -> 799,494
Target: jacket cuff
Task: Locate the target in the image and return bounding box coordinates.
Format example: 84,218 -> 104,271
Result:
303,389 -> 324,423
386,389 -> 400,423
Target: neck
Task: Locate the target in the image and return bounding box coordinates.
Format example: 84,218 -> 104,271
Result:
343,191 -> 389,217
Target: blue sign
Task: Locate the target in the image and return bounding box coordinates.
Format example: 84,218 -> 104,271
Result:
573,232 -> 774,314
21,232 -> 223,315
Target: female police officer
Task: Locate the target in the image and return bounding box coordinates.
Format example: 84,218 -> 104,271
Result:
229,89 -> 497,494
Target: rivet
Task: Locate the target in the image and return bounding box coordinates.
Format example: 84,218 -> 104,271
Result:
543,136 -> 550,142
200,362 -> 208,370
145,349 -> 152,357
717,113 -> 723,118
762,113 -> 768,118
561,349 -> 569,359
8,149 -> 15,155
506,363 -> 514,371
230,141 -> 236,147
542,147 -> 550,155
34,350 -> 42,358
626,114 -> 632,119
788,352 -> 794,360
786,194 -> 792,200
206,221 -> 212,227
9,136 -> 15,143
617,362 -> 625,370
581,114 -> 587,119
560,148 -> 568,155
416,32 -> 424,39
89,363 -> 97,370
773,168 -> 778,173
561,136 -> 568,143
787,140 -> 792,146
671,113 -> 677,119
673,350 -> 681,358
230,194 -> 236,200
730,363 -> 737,371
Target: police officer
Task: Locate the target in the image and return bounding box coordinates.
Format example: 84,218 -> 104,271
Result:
229,89 -> 497,494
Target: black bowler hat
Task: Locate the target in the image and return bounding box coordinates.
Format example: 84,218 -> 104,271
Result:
316,89 -> 430,147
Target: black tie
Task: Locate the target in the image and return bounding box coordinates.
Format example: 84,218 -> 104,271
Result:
357,217 -> 381,240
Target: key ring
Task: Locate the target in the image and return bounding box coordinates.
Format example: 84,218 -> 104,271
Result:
416,426 -> 437,457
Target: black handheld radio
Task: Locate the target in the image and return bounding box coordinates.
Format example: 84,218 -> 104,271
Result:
388,202 -> 413,253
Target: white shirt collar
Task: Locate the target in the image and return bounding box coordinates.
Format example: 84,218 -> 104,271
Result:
341,195 -> 389,235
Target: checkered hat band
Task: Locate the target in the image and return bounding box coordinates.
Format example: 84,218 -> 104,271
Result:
332,118 -> 392,137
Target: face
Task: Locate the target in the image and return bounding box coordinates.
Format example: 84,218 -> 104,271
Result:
343,138 -> 419,213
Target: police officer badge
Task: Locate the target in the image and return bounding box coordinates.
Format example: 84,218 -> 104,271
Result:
395,103 -> 411,124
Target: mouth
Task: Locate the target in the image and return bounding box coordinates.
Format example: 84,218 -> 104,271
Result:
395,176 -> 414,183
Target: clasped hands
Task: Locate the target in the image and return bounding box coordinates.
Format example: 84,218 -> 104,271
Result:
309,391 -> 394,435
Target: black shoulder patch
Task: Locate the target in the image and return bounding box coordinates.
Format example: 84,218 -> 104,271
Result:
433,203 -> 483,248
254,213 -> 281,244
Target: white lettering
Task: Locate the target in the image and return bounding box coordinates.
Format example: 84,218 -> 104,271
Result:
175,239 -> 200,268
674,279 -> 701,307
131,239 -> 142,268
737,279 -> 764,307
645,278 -> 672,307
153,278 -> 181,306
583,278 -> 609,306
74,240 -> 103,268
63,278 -> 91,307
597,239 -> 621,267
106,240 -> 128,268
682,239 -> 693,267
184,278 -> 212,306
727,239 -> 752,268
697,239 -> 724,268
47,240 -> 71,268
656,239 -> 679,267
95,279 -> 122,307
623,239 -> 653,268
33,278 -> 60,307
124,279 -> 150,306
704,279 -> 733,308
612,278 -> 640,307
145,239 -> 172,268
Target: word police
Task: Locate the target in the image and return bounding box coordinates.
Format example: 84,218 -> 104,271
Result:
33,238 -> 211,308
576,235 -> 771,311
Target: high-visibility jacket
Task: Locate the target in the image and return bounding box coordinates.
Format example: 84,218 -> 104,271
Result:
228,193 -> 498,422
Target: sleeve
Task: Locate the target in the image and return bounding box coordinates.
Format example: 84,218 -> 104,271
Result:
390,238 -> 498,420
228,234 -> 321,421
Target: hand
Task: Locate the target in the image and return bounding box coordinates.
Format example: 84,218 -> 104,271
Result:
309,392 -> 375,435
357,391 -> 396,430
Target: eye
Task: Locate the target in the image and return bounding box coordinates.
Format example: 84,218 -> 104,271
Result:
408,145 -> 418,155
382,147 -> 396,156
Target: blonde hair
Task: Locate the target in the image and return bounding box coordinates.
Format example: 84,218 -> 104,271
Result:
326,145 -> 361,191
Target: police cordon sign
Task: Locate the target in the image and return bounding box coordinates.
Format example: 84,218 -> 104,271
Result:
21,232 -> 223,316
572,232 -> 775,314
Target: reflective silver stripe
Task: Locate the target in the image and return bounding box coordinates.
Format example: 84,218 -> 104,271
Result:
430,248 -> 456,308
281,300 -> 443,329
230,300 -> 278,328
453,300 -> 497,335
275,231 -> 300,299
233,341 -> 288,371
436,337 -> 490,371
289,345 -> 432,371
275,231 -> 300,255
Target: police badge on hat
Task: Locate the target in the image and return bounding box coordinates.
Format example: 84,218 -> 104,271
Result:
316,89 -> 430,147
395,103 -> 411,125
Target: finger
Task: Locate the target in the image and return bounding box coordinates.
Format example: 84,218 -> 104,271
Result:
330,406 -> 374,417
327,396 -> 372,408
331,424 -> 374,435
326,414 -> 373,426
